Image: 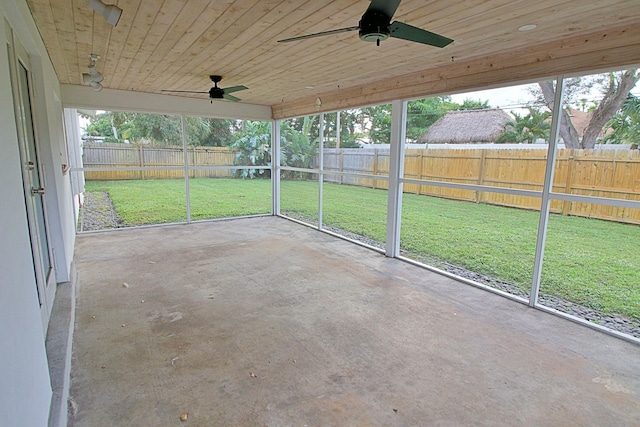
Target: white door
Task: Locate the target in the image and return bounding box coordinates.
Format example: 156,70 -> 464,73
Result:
7,25 -> 56,331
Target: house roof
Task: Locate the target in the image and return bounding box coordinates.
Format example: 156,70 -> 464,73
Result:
24,1 -> 640,119
566,109 -> 592,138
566,109 -> 614,139
419,109 -> 512,144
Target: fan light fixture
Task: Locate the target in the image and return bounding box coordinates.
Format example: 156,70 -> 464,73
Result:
88,0 -> 122,27
83,54 -> 104,92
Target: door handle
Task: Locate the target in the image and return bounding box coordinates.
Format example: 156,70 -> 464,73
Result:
31,187 -> 45,195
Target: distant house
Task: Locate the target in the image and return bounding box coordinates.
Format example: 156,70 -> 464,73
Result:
566,109 -> 592,138
418,109 -> 512,144
565,108 -> 613,141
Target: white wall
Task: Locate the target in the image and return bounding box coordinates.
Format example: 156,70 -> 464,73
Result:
32,54 -> 77,283
64,108 -> 85,222
0,0 -> 77,425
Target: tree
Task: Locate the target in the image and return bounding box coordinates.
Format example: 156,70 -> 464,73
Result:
188,117 -> 237,147
84,111 -> 181,144
321,110 -> 363,148
406,96 -> 458,141
229,121 -> 271,179
603,94 -> 640,145
84,112 -> 117,140
496,108 -> 551,144
110,111 -> 131,141
124,113 -> 182,145
457,98 -> 491,111
358,104 -> 392,144
185,116 -> 212,146
282,96 -> 489,147
537,69 -> 639,148
83,111 -> 239,146
278,117 -> 318,179
336,110 -> 366,148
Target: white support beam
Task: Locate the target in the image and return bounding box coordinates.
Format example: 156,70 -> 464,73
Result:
318,113 -> 324,230
385,100 -> 407,258
61,85 -> 272,121
550,192 -> 640,209
336,111 -> 341,149
530,76 -> 565,307
180,115 -> 191,223
272,120 -> 280,216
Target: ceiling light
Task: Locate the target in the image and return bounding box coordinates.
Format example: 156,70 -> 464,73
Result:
88,0 -> 122,27
83,54 -> 104,91
518,24 -> 537,32
82,65 -> 103,84
90,81 -> 103,92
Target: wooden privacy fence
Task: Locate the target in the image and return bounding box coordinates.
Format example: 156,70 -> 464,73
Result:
82,143 -> 235,180
83,144 -> 640,224
325,148 -> 640,225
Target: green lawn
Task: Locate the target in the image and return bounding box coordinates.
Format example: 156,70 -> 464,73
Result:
86,178 -> 272,224
84,178 -> 640,320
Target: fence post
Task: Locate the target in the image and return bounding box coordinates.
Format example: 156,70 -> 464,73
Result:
192,146 -> 197,179
372,149 -> 379,189
417,150 -> 424,195
476,150 -> 486,203
138,145 -> 145,180
562,151 -> 575,216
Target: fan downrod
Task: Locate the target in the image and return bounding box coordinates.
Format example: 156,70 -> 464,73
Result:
208,75 -> 225,100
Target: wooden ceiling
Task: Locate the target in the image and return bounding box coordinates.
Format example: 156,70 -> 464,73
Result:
25,0 -> 640,119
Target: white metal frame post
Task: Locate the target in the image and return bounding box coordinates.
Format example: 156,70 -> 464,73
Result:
181,114 -> 191,223
272,120 -> 281,216
385,100 -> 407,257
318,113 -> 325,230
530,76 -> 565,306
336,111 -> 341,148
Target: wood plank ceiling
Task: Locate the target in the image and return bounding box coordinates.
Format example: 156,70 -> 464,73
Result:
25,0 -> 640,119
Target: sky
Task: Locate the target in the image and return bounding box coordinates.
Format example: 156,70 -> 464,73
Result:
450,85 -> 536,113
450,75 -> 640,114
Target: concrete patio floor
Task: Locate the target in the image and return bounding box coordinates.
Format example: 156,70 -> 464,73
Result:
70,216 -> 640,426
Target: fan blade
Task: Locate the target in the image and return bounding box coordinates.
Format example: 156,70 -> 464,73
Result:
222,93 -> 241,102
278,26 -> 359,43
161,90 -> 209,94
367,0 -> 402,19
389,21 -> 453,47
222,85 -> 248,94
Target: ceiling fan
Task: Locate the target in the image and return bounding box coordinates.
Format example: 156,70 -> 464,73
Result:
278,0 -> 453,48
161,75 -> 248,102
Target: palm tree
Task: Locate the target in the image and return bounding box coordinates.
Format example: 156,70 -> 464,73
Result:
603,94 -> 640,145
496,108 -> 551,144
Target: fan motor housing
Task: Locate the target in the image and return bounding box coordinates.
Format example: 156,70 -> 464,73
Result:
209,87 -> 224,99
359,10 -> 391,42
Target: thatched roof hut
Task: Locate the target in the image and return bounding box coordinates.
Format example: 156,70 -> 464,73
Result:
418,109 -> 512,144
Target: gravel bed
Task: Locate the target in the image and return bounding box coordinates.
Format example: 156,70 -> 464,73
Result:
77,191 -> 121,232
427,258 -> 640,338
